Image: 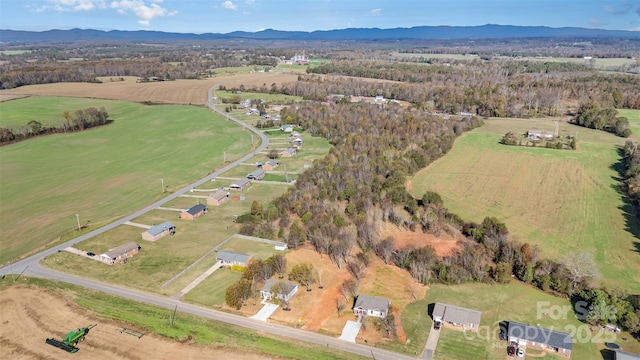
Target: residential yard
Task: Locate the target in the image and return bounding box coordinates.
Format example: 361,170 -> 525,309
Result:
409,118 -> 640,293
219,236 -> 281,260
182,268 -> 244,308
423,282 -> 640,360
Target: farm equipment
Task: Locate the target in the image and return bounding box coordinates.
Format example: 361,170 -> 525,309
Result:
45,324 -> 96,353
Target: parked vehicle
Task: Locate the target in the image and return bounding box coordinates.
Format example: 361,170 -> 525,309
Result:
86,252 -> 95,257
434,320 -> 442,330
517,348 -> 525,357
507,346 -> 516,357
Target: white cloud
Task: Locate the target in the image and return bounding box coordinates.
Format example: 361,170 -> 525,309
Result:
35,0 -> 106,12
603,3 -> 632,15
110,0 -> 177,26
222,1 -> 238,10
370,8 -> 381,16
588,18 -> 605,27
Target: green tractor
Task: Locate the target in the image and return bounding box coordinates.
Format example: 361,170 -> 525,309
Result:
46,324 -> 97,353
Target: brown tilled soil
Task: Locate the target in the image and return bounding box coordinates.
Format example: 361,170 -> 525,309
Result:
2,73 -> 299,105
0,286 -> 274,360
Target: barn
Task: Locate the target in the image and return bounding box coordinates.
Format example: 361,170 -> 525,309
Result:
230,178 -> 250,191
247,169 -> 265,180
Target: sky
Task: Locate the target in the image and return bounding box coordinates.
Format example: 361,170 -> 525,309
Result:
0,0 -> 638,33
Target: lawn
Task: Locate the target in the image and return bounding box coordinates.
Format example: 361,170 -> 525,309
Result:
0,96 -> 252,264
423,282 -> 640,360
409,118 -> 640,293
41,182 -> 291,293
182,268 -> 243,308
220,236 -> 282,260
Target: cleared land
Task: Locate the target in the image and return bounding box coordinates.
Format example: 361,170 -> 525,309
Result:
0,96 -> 251,265
408,118 -> 640,293
423,282 -> 640,360
0,278 -> 360,360
2,72 -> 299,105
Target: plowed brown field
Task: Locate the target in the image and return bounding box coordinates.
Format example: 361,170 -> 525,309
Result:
2,73 -> 298,105
0,286 -> 274,360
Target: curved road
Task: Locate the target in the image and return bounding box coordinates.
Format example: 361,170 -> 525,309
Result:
0,84 -> 415,360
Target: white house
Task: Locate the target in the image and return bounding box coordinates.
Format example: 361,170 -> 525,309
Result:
353,294 -> 391,318
261,279 -> 298,302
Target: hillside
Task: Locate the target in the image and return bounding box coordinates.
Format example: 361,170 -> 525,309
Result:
1,24 -> 639,44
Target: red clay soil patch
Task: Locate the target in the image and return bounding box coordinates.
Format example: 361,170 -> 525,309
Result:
380,222 -> 462,257
0,286 -> 276,360
260,246 -> 352,336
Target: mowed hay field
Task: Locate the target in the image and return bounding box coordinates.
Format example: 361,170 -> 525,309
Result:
0,96 -> 252,264
2,72 -> 299,105
409,118 -> 640,292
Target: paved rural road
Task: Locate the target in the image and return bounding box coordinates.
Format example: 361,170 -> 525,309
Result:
0,84 -> 415,360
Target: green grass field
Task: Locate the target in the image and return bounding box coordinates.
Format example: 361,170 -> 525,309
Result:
0,96 -> 252,264
423,282 -> 640,360
409,118 -> 640,293
0,277 -> 362,360
618,109 -> 640,138
182,268 -> 243,308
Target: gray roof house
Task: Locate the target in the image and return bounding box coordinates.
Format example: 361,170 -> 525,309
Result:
247,169 -> 265,180
230,177 -> 250,190
353,294 -> 391,318
508,321 -> 573,359
180,203 -> 207,220
207,190 -> 229,206
261,279 -> 298,302
141,221 -> 175,241
280,147 -> 296,157
216,251 -> 252,267
432,303 -> 482,331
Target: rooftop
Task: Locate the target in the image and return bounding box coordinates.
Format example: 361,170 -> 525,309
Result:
508,321 -> 573,350
185,203 -> 207,215
145,221 -> 175,236
433,303 -> 482,326
354,294 -> 391,312
216,250 -> 252,264
103,242 -> 139,259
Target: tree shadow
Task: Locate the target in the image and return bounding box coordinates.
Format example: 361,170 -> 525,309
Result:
609,146 -> 640,241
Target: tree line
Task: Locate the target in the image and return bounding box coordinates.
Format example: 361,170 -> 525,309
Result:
622,140 -> 640,213
0,107 -> 111,145
572,102 -> 631,137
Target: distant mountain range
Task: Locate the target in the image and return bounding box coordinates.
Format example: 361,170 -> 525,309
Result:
1,25 -> 639,44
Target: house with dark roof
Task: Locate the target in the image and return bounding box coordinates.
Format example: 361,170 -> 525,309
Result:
508,321 -> 573,359
100,242 -> 140,265
141,221 -> 175,241
216,251 -> 252,267
229,178 -> 250,191
353,294 -> 391,318
616,350 -> 640,360
432,303 -> 482,331
207,190 -> 229,206
261,279 -> 298,302
280,147 -> 296,158
247,169 -> 265,180
262,160 -> 280,171
180,203 -> 208,220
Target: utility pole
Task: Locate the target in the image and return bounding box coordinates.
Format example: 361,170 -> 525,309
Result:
75,214 -> 81,231
161,178 -> 165,193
